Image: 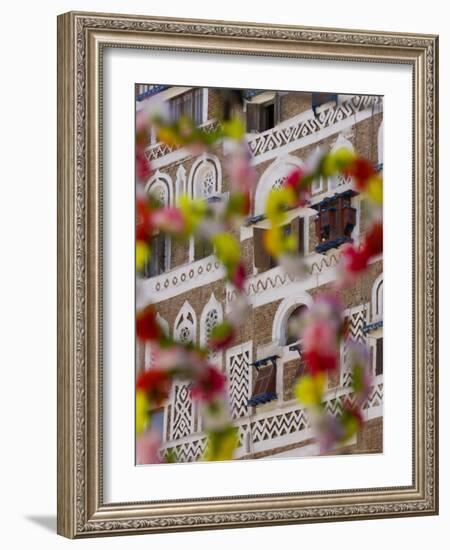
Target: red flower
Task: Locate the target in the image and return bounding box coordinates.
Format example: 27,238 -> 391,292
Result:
362,221 -> 383,257
230,262 -> 246,291
136,369 -> 171,406
209,321 -> 235,351
284,167 -> 304,191
190,366 -> 226,402
341,243 -> 370,274
136,150 -> 152,182
136,306 -> 161,342
343,158 -> 375,190
303,349 -> 338,375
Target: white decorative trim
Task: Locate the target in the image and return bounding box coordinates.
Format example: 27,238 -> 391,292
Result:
371,273 -> 384,322
173,300 -> 197,344
272,292 -> 313,345
254,155 -> 304,215
188,153 -> 222,199
144,169 -> 174,206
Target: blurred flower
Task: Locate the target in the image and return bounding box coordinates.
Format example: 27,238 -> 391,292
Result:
348,341 -> 373,403
136,241 -> 150,272
136,389 -> 149,435
209,321 -> 235,351
212,233 -> 240,273
204,425 -> 239,461
342,156 -> 375,190
190,365 -> 226,402
229,262 -> 246,291
136,429 -> 162,465
136,150 -> 152,183
136,306 -> 161,342
136,368 -> 171,406
302,318 -> 339,374
295,373 -> 326,407
152,207 -> 186,234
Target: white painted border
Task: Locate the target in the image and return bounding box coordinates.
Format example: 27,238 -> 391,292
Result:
103,47 -> 412,503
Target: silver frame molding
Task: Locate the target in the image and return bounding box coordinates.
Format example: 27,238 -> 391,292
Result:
57,11 -> 439,538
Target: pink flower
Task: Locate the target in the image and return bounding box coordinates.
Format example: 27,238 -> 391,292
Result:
229,147 -> 257,193
302,317 -> 340,375
136,429 -> 162,465
152,207 -> 186,234
136,150 -> 152,182
190,366 -> 226,402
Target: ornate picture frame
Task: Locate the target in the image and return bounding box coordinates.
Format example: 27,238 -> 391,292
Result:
57,11 -> 438,538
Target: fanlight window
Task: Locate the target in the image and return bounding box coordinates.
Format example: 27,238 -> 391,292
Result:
285,305 -> 308,346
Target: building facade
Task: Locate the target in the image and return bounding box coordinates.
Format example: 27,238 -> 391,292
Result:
136,85 -> 384,462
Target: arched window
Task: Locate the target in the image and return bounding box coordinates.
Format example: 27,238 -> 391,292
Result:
272,293 -> 313,347
329,135 -> 354,190
188,155 -> 222,261
143,171 -> 173,277
254,156 -> 304,216
285,305 -> 308,346
200,293 -> 223,366
174,301 -> 197,345
371,274 -> 383,322
188,155 -> 222,199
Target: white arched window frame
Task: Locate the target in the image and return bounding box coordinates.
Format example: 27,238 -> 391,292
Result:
188,154 -> 222,199
254,156 -> 304,216
329,134 -> 355,190
173,301 -> 197,345
144,171 -> 173,274
145,170 -> 174,207
272,292 -> 313,347
200,293 -> 223,367
371,273 -> 384,322
378,122 -> 384,164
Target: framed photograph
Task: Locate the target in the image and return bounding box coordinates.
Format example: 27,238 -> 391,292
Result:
57,11 -> 439,538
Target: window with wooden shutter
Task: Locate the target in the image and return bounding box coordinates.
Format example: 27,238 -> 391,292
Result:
312,190 -> 358,253
248,362 -> 278,407
144,231 -> 167,278
194,235 -> 213,261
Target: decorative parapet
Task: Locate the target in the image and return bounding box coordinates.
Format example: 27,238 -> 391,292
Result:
144,95 -> 382,165
138,255 -> 225,307
247,95 -> 381,158
161,375 -> 383,462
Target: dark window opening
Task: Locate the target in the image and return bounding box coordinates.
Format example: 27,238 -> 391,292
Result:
169,88 -> 203,125
144,232 -> 168,278
246,93 -> 281,133
194,236 -> 214,262
375,337 -> 383,376
285,305 -> 308,346
253,217 -> 304,273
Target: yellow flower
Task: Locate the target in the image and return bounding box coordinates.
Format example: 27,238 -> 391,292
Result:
205,427 -> 238,461
294,373 -> 326,407
222,117 -> 245,140
136,241 -> 150,272
265,187 -> 296,224
136,390 -> 149,435
366,174 -> 383,205
212,233 -> 240,269
322,148 -> 356,176
178,194 -> 207,235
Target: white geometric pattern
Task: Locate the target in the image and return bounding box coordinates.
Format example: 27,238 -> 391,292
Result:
341,304 -> 369,387
225,342 -> 252,420
170,382 -> 194,440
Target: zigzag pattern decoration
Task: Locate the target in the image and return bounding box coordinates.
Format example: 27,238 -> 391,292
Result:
341,305 -> 368,387
170,382 -> 194,440
226,343 -> 252,419
250,408 -> 309,444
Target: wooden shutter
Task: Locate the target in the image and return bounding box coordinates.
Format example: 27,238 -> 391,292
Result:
253,227 -> 271,271
246,102 -> 260,133
291,216 -> 305,255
